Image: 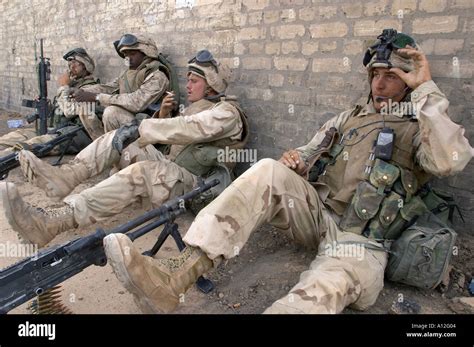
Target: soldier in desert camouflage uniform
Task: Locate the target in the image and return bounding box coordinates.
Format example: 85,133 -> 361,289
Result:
102,30 -> 472,314
71,34 -> 170,140
0,48 -> 99,157
1,50 -> 249,250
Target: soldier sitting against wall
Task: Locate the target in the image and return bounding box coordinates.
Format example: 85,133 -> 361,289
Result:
1,50 -> 250,253
99,30 -> 472,314
71,34 -> 171,140
0,48 -> 99,157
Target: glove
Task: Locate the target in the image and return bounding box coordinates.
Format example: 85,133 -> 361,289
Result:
112,120 -> 140,154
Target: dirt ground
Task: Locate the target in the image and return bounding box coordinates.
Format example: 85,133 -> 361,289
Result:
0,109 -> 473,315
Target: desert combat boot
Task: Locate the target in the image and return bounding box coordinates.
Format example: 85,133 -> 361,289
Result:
0,182 -> 77,247
19,150 -> 90,199
104,233 -> 214,313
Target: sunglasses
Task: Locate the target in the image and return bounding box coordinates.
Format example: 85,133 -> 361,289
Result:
113,34 -> 140,58
115,34 -> 139,50
63,47 -> 88,61
188,50 -> 218,72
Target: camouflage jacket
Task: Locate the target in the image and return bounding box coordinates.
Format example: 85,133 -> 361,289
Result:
90,58 -> 169,114
296,80 -> 473,214
137,98 -> 246,160
54,75 -> 99,126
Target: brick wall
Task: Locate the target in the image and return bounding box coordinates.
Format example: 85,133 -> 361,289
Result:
0,0 -> 473,231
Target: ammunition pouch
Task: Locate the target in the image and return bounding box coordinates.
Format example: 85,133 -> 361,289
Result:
340,157 -> 462,242
341,173 -> 459,290
383,195 -> 427,240
340,159 -> 400,235
369,159 -> 400,195
340,181 -> 384,235
366,191 -> 403,240
338,156 -> 461,290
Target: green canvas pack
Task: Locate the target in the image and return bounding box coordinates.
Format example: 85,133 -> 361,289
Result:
174,144 -> 220,176
386,212 -> 457,289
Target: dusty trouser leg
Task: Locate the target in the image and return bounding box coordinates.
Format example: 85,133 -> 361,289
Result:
184,158 -> 329,259
65,157 -> 196,227
184,158 -> 387,314
0,132 -> 57,157
0,129 -> 32,147
102,105 -> 135,133
0,145 -> 169,247
19,130 -> 122,199
108,141 -> 164,176
78,112 -> 104,140
0,128 -> 38,150
264,222 -> 388,313
103,158 -> 323,314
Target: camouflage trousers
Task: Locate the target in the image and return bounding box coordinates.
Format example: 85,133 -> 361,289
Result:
183,158 -> 387,314
78,112 -> 104,141
64,130 -> 196,226
79,105 -> 137,141
0,128 -> 56,157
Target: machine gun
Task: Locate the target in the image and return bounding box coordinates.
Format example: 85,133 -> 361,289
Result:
22,38 -> 52,135
0,179 -> 219,314
0,125 -> 85,180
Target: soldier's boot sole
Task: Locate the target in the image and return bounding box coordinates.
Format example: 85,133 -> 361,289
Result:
104,233 -> 169,313
19,150 -> 74,200
0,182 -> 74,247
104,233 -> 213,314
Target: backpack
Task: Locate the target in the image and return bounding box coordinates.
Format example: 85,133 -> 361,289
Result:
386,212 -> 457,289
385,187 -> 460,289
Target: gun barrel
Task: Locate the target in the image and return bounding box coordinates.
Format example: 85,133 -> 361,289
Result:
0,126 -> 84,180
36,38 -> 50,135
0,153 -> 21,180
0,179 -> 220,313
32,125 -> 84,157
112,178 -> 219,235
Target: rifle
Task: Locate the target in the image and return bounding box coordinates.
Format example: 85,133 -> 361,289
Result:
22,38 -> 51,135
0,125 -> 85,180
0,179 -> 219,314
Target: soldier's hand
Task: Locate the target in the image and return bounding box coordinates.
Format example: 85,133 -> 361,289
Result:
57,72 -> 71,86
157,92 -> 177,118
72,89 -> 97,102
112,120 -> 140,154
389,45 -> 432,90
68,87 -> 77,97
279,150 -> 306,173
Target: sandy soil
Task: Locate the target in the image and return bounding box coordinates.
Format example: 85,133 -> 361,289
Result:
0,109 -> 472,315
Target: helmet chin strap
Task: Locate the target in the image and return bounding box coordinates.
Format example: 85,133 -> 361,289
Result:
205,92 -> 225,101
204,86 -> 224,101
